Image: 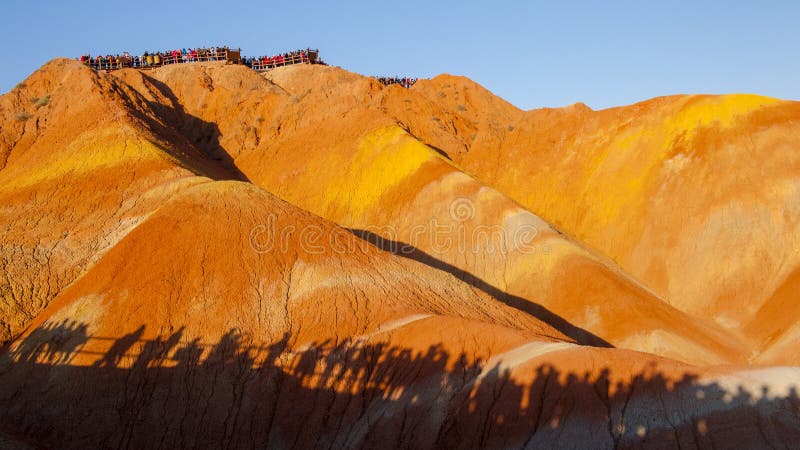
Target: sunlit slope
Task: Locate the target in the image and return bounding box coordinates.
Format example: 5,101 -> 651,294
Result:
116,63 -> 753,364
458,95 -> 800,321
2,181 -> 798,448
5,59 -> 796,365
0,59 -> 239,345
262,124 -> 749,364
0,179 -> 561,447
399,81 -> 800,360
744,266 -> 800,364
18,180 -> 566,349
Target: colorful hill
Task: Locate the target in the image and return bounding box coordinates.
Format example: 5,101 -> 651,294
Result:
1,59 -> 799,447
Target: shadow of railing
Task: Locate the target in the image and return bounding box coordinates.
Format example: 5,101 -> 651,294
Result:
348,229 -> 612,348
1,321 -> 799,448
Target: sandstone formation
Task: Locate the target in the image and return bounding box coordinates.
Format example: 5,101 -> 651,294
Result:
400,84 -> 800,365
1,59 -> 799,448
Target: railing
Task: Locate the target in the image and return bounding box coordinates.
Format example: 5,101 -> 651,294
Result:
82,48 -> 323,73
248,53 -> 309,71
244,49 -> 320,72
84,48 -> 234,71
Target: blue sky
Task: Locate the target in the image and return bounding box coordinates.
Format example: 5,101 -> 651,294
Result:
1,0 -> 798,110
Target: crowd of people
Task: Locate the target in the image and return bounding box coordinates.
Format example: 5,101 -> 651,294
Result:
242,49 -> 325,71
78,47 -> 417,85
79,47 -> 236,70
375,77 -> 418,88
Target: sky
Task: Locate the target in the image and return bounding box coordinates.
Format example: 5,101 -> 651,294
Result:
1,0 -> 798,110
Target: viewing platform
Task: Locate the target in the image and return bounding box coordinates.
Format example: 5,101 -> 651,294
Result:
79,46 -> 419,88
80,47 -> 323,73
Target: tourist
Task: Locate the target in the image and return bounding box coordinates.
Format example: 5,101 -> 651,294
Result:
80,46 -> 326,73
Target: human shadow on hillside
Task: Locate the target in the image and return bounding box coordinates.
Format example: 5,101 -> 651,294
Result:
3,321 -> 797,449
117,73 -> 251,182
348,228 -> 612,348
